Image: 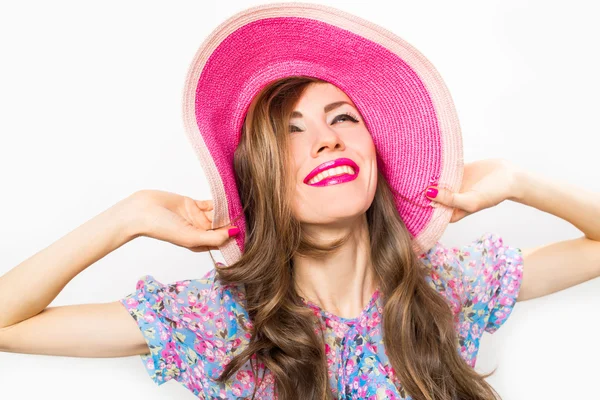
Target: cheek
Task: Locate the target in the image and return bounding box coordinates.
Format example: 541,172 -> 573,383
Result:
290,142 -> 308,179
291,183 -> 313,219
289,139 -> 300,159
354,133 -> 377,167
363,134 -> 377,157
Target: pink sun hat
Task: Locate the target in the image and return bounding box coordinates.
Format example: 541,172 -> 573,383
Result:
182,2 -> 463,266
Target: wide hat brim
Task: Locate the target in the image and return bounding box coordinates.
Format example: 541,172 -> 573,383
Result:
182,2 -> 463,266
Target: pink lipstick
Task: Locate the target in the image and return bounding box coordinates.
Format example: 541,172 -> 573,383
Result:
303,157 -> 360,187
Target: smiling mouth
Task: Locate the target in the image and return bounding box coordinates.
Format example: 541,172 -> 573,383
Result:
306,166 -> 358,187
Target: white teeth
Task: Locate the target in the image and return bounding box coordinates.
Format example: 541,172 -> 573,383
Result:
308,166 -> 356,184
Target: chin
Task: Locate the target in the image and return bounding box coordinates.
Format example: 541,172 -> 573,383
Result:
305,205 -> 370,225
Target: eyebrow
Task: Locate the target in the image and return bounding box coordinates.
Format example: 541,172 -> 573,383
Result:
290,101 -> 354,118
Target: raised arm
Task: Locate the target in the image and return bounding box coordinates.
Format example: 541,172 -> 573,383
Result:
0,190 -> 237,358
425,158 -> 600,302
0,194 -> 141,329
0,193 -> 149,357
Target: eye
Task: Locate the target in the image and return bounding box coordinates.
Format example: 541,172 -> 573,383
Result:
288,112 -> 360,133
332,112 -> 359,124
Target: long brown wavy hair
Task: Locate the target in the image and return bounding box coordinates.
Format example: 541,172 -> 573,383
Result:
210,76 -> 501,400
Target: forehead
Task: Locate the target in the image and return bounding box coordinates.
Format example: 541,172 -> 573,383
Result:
295,82 -> 355,106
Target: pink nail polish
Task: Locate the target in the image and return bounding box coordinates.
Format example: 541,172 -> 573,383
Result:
426,187 -> 438,198
228,227 -> 240,237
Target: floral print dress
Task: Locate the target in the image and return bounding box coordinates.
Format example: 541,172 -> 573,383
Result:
119,232 -> 524,399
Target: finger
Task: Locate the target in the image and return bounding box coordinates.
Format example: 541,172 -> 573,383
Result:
451,191 -> 482,214
205,209 -> 214,223
188,245 -> 220,253
188,201 -> 213,230
426,187 -> 479,214
188,246 -> 210,253
450,208 -> 470,223
195,199 -> 214,210
425,186 -> 454,207
182,226 -> 239,248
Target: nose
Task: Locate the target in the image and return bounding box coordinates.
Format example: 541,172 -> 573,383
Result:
311,122 -> 346,157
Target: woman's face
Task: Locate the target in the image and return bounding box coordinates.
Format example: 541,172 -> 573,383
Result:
288,82 -> 378,227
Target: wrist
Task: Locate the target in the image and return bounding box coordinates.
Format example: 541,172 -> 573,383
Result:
506,164 -> 529,204
109,192 -> 147,242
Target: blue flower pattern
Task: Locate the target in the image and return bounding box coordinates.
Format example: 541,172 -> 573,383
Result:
120,232 -> 524,399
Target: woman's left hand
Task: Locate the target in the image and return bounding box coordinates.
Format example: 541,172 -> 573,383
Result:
425,158 -> 521,223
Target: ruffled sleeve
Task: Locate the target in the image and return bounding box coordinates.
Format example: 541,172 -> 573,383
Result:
420,232 -> 524,334
119,266 -> 253,395
420,232 -> 524,366
456,232 -> 524,334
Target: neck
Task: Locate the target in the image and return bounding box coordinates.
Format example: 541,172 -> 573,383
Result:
292,214 -> 378,319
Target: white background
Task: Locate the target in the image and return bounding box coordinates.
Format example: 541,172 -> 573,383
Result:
0,0 -> 598,399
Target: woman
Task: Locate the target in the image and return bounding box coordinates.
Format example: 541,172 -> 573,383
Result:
1,3 -> 599,400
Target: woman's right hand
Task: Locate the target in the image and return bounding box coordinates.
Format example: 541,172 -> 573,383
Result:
129,189 -> 238,252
